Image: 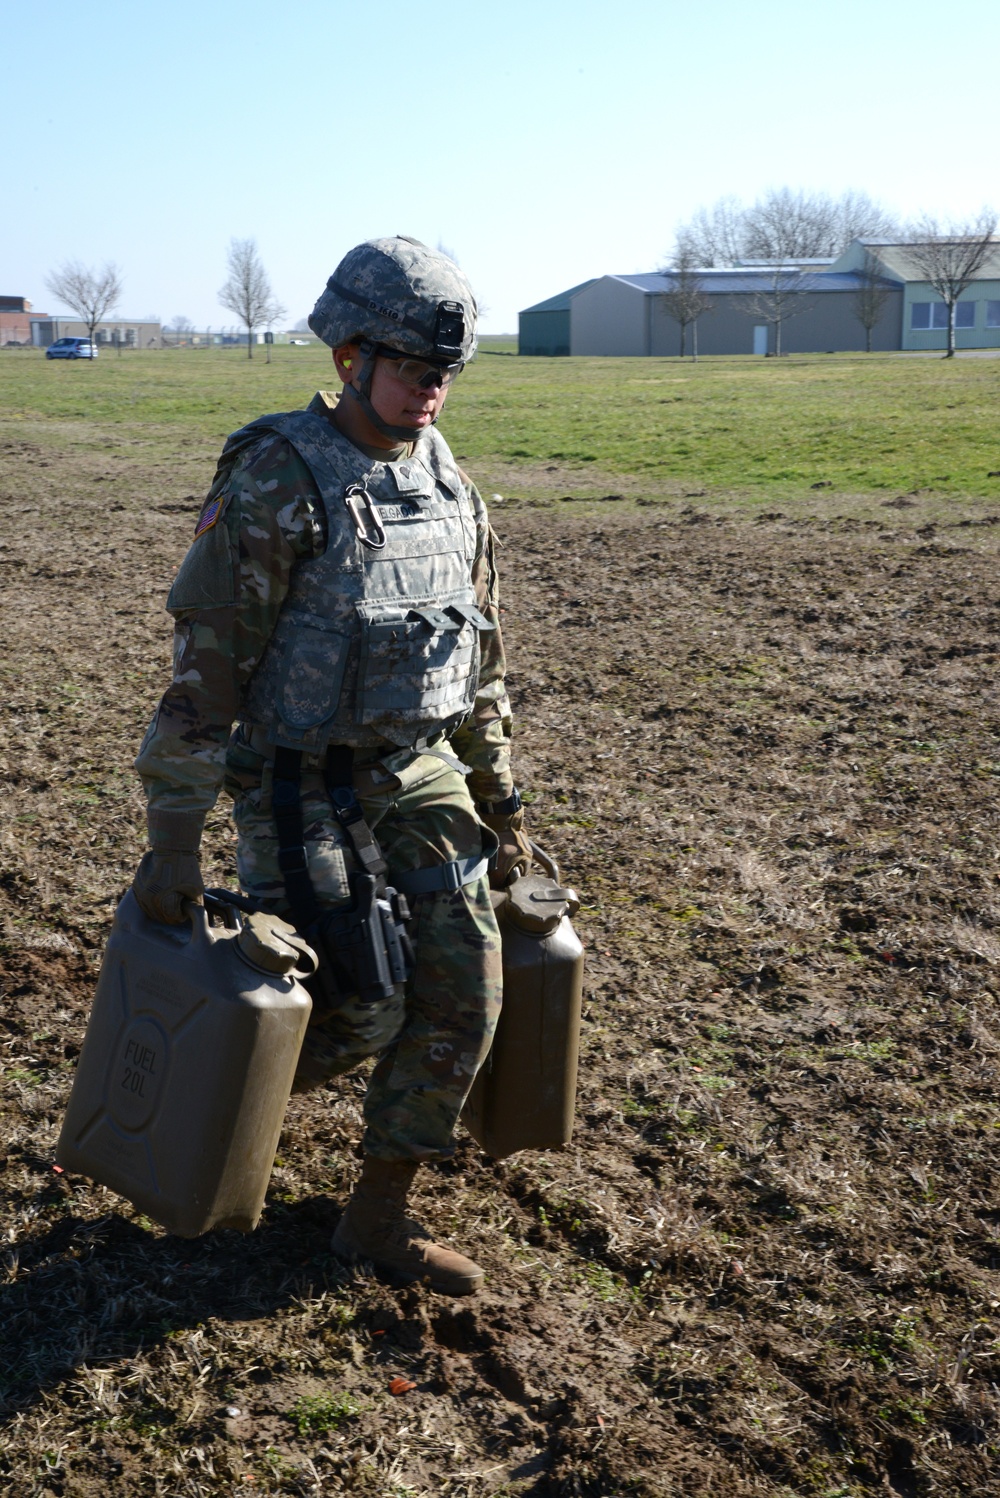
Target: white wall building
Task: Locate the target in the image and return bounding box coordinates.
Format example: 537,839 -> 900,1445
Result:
31,317 -> 162,349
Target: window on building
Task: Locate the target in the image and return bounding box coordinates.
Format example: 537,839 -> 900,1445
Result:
987,301 -> 1000,328
911,301 -> 975,330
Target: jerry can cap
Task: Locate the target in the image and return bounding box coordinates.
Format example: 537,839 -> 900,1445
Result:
237,911 -> 317,977
504,873 -> 580,935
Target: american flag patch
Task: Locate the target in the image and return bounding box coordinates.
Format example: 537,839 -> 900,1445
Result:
194,497 -> 223,537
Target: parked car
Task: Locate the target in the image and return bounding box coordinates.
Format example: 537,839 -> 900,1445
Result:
46,337 -> 98,360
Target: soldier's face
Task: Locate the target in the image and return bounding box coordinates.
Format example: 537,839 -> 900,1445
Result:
368,354 -> 450,433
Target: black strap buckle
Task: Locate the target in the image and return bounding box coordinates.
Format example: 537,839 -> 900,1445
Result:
277,846 -> 309,875
476,787 -> 522,817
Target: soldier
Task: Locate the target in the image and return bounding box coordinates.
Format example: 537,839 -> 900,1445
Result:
131,237 -> 531,1296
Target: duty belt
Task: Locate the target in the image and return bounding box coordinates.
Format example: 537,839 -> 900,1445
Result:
268,743 -> 491,912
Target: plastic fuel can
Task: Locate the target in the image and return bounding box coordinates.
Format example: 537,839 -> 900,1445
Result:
56,890 -> 314,1237
462,849 -> 584,1158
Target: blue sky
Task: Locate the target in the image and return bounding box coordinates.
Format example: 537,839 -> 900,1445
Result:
4,0 -> 998,333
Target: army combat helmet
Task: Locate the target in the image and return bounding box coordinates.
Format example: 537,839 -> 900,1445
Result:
309,235 -> 478,441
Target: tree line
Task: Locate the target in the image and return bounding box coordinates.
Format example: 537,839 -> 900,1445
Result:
662,190 -> 997,358
43,239 -> 285,360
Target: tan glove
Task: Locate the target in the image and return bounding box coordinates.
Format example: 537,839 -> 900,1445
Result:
132,808 -> 206,924
480,805 -> 533,889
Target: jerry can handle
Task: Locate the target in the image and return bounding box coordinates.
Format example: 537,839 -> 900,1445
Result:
529,841 -> 560,883
179,898 -> 221,943
203,888 -> 253,922
199,891 -> 242,929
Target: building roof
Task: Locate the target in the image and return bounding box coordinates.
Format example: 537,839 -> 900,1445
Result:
30,314 -> 160,324
737,257 -> 835,268
842,239 -> 1000,282
607,270 -> 870,295
521,279 -> 597,314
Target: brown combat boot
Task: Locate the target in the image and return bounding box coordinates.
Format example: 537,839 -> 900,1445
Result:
332,1157 -> 484,1296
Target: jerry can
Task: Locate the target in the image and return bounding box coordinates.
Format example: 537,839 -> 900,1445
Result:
462,849 -> 584,1158
57,889 -> 315,1237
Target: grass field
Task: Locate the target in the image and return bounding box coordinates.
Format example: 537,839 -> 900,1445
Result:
3,347 -> 1000,1496
3,343 -> 1000,507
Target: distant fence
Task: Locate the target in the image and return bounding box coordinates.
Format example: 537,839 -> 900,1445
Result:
160,330 -> 320,347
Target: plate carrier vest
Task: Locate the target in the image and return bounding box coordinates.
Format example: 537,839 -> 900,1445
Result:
233,410 -> 495,756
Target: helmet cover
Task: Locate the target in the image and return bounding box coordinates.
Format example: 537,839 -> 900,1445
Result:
309,236 -> 478,362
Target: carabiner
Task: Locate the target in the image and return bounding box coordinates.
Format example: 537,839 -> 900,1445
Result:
344,482 -> 387,550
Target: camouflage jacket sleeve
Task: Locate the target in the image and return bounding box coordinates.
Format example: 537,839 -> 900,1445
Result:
134,436 -> 325,816
450,477 -> 516,804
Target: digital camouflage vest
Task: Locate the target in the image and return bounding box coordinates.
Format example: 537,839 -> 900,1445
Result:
234,411 -> 495,754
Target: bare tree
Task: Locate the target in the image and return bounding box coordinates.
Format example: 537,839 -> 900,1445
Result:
743,188 -> 899,263
905,210 -> 998,357
742,188 -> 833,262
831,190 -> 899,252
673,188 -> 898,268
44,260 -> 123,354
736,267 -> 815,357
851,249 -> 894,352
659,254 -> 713,358
674,195 -> 744,267
218,239 -> 286,360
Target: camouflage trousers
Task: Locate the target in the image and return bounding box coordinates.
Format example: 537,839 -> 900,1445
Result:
226,739 -> 502,1162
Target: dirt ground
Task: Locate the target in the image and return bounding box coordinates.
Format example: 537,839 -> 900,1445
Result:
2,429 -> 1000,1496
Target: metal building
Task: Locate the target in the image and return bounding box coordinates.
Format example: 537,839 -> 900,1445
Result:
518,280 -> 595,356
569,270 -> 902,356
520,237 -> 1000,356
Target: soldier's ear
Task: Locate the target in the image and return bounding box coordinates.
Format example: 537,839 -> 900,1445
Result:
333,344 -> 359,383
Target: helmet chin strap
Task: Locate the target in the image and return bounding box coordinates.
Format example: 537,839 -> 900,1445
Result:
343,342 -> 432,445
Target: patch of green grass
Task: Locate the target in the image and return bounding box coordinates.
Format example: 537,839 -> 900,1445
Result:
288,1390 -> 360,1436
850,1330 -> 896,1372
698,1073 -> 736,1093
849,1316 -> 921,1373
851,1038 -> 896,1062
879,1395 -> 930,1426
4,345 -> 1000,503
577,1262 -> 625,1302
125,1403 -> 173,1437
449,350 -> 1000,500
6,1067 -> 43,1086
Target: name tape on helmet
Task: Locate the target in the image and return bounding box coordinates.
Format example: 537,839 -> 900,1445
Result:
366,300 -> 402,323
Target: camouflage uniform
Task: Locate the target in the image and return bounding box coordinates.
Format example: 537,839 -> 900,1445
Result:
136,391 -> 511,1161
